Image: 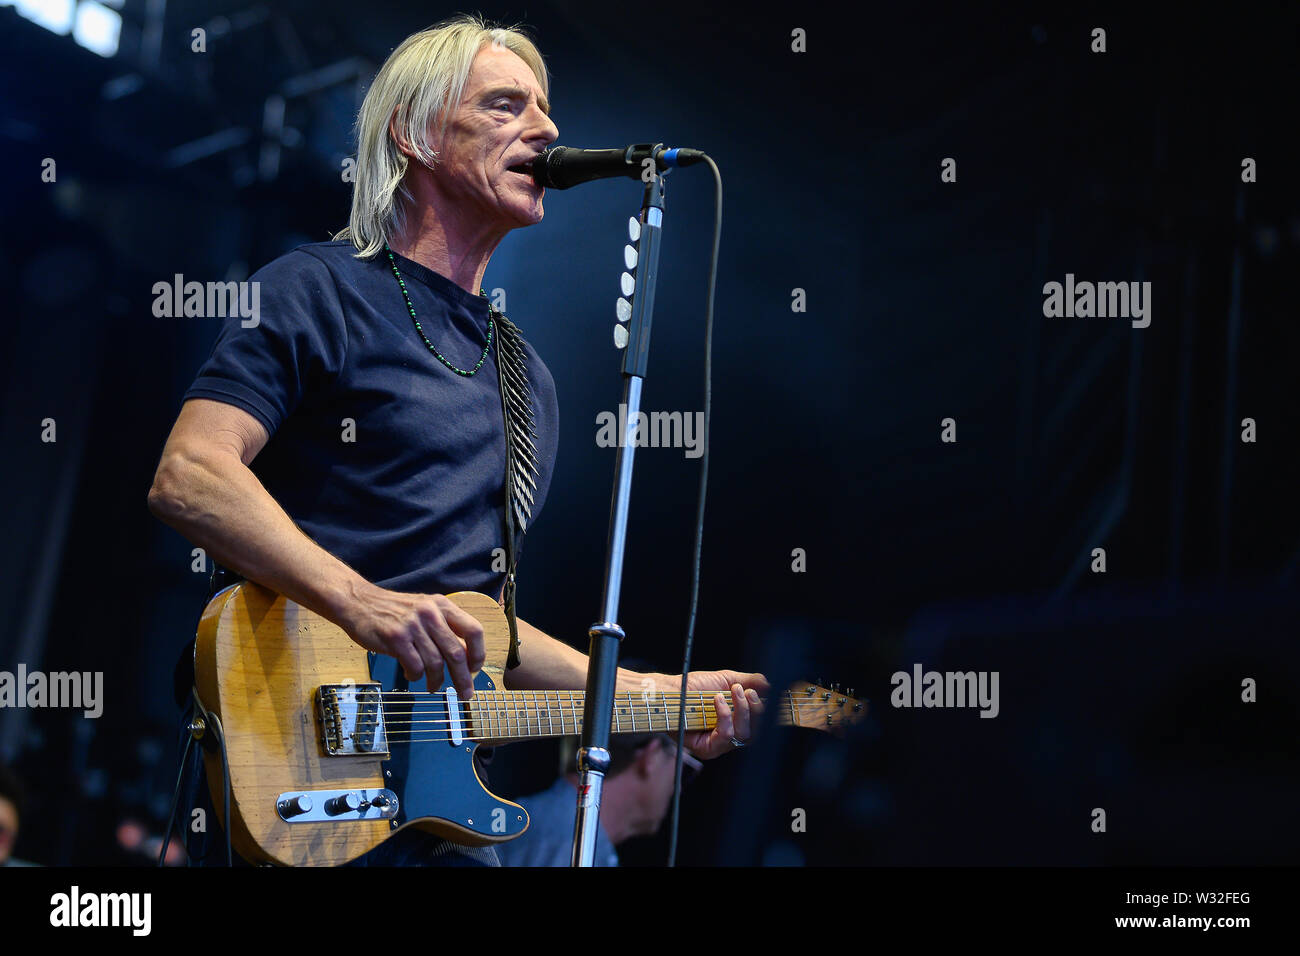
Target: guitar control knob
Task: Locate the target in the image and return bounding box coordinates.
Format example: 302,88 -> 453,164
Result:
326,792 -> 361,815
278,795 -> 312,818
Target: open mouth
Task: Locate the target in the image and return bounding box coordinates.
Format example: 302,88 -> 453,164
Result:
507,156 -> 541,182
507,167 -> 541,192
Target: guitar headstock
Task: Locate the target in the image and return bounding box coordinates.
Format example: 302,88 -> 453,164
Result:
777,682 -> 867,735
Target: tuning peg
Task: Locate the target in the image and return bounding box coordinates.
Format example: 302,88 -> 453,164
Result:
620,271 -> 634,296
616,297 -> 631,323
613,325 -> 628,349
628,216 -> 640,242
624,244 -> 638,269
848,688 -> 855,697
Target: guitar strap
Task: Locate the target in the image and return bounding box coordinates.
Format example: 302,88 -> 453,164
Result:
493,312 -> 541,671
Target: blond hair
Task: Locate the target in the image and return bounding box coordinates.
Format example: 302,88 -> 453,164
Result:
335,14 -> 549,258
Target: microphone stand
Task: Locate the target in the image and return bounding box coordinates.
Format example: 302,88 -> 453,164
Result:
571,161 -> 668,867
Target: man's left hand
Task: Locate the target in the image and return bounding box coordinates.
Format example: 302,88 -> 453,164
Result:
674,670 -> 770,760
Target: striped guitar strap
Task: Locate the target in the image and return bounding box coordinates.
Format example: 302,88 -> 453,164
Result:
493,311 -> 541,670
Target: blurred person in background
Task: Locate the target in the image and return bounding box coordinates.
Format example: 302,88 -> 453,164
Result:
496,732 -> 703,867
0,764 -> 37,867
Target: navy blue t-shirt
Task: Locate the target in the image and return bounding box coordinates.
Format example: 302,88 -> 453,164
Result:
183,240 -> 559,604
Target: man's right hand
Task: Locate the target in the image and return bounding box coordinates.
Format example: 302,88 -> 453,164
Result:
340,584 -> 486,699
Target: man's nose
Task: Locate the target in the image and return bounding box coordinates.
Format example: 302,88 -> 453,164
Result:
527,105 -> 558,147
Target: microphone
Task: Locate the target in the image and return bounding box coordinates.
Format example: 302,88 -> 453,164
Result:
517,144 -> 707,190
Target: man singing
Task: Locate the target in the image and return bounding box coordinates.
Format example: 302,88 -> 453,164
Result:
148,13 -> 766,866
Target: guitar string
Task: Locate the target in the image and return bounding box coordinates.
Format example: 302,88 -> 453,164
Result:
322,694 -> 855,734
362,712 -> 841,729
334,700 -> 847,722
362,700 -> 854,714
329,698 -> 848,732
340,709 -> 841,732
366,701 -> 843,722
338,720 -> 849,743
363,690 -> 847,698
358,725 -> 824,738
348,699 -> 851,716
344,698 -> 767,712
349,721 -> 831,740
356,697 -> 847,712
329,696 -> 850,716
351,699 -> 848,712
330,701 -> 852,741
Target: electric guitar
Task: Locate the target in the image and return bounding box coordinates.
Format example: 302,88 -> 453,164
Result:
192,581 -> 867,866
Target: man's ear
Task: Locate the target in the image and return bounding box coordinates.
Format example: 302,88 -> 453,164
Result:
635,744 -> 657,779
389,107 -> 438,167
388,108 -> 413,159
635,738 -> 667,777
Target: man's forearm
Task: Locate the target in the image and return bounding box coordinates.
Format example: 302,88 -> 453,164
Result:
149,445 -> 373,629
505,616 -> 668,694
156,453 -> 660,696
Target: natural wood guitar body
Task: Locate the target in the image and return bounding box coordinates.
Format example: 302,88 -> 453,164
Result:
194,582 -> 520,866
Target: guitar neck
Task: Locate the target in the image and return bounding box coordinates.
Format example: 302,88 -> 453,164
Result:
466,690 -> 759,740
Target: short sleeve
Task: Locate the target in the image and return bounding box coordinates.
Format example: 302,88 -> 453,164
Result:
182,249 -> 348,436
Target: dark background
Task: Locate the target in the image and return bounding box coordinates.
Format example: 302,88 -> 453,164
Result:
0,2 -> 1296,866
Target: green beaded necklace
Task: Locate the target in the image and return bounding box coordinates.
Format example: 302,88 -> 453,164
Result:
385,243 -> 495,377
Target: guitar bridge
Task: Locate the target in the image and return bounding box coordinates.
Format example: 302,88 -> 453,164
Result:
317,683 -> 390,756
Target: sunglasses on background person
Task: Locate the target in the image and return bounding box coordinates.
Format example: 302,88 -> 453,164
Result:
656,734 -> 704,786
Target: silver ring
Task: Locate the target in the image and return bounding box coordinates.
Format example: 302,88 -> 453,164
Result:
729,736 -> 746,748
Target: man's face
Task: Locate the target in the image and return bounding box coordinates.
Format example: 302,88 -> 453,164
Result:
428,43 -> 559,231
0,796 -> 17,864
627,739 -> 683,838
646,741 -> 678,827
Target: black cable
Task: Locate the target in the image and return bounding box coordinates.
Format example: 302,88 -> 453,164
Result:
157,725 -> 195,867
668,154 -> 721,867
212,713 -> 233,867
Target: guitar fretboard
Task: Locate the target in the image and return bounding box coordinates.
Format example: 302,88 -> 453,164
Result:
465,690 -> 724,740
345,685 -> 859,746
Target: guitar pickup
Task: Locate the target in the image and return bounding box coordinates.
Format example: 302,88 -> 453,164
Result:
317,683 -> 390,756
